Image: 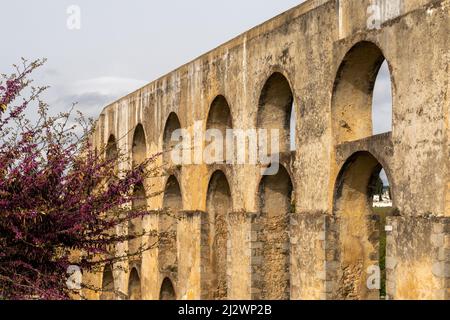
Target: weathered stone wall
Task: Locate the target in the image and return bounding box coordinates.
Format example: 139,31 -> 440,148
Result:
141,212 -> 159,299
256,212 -> 291,300
87,0 -> 450,300
227,212 -> 253,300
290,212 -> 329,300
386,216 -> 450,300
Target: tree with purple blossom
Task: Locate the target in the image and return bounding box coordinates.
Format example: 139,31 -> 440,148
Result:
0,59 -> 161,300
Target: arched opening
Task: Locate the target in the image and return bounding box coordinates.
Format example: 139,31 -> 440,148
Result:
160,176 -> 182,275
106,135 -> 118,178
106,135 -> 118,162
105,135 -> 118,254
206,171 -> 231,299
100,264 -> 115,300
372,61 -> 393,135
333,151 -> 393,300
132,124 -> 147,167
159,277 -> 176,300
257,73 -> 294,155
332,41 -> 393,144
206,96 -> 232,163
257,165 -> 293,300
371,168 -> 393,299
127,268 -> 141,300
163,113 -> 182,167
129,183 -> 146,257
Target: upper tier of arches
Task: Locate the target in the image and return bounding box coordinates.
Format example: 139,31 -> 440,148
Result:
101,40 -> 394,215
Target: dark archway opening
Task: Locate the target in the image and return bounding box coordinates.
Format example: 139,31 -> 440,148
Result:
206,171 -> 231,299
106,135 -> 118,180
106,135 -> 118,162
129,182 -> 146,257
160,176 -> 182,276
206,96 -> 232,164
128,268 -> 141,300
159,277 -> 176,300
258,165 -> 293,300
132,124 -> 147,167
163,113 -> 182,167
258,73 -> 294,155
105,135 -> 118,254
333,151 -> 393,300
100,264 -> 115,300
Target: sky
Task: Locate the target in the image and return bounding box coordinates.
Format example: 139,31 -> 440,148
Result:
1,0 -> 391,182
1,0 -> 307,118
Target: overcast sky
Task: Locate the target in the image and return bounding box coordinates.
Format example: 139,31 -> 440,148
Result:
1,0 -> 391,182
1,0 -> 306,118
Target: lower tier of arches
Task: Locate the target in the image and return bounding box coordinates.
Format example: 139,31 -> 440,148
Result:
85,212 -> 449,301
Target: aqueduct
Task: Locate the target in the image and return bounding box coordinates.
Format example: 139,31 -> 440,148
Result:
85,0 -> 450,300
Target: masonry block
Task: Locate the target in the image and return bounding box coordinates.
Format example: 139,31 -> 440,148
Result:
386,216 -> 450,300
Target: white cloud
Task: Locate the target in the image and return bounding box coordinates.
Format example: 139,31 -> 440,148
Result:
72,77 -> 147,98
53,76 -> 147,118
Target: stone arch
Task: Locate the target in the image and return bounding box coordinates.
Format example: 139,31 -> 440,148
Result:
163,112 -> 182,167
160,175 -> 182,275
129,182 -> 146,257
332,41 -> 394,144
257,72 -> 294,155
163,175 -> 183,210
159,277 -> 176,300
332,151 -> 394,300
206,95 -> 233,164
257,164 -> 293,300
106,135 -> 118,163
206,170 -> 232,299
105,135 -> 118,253
132,123 -> 147,167
100,264 -> 115,300
127,268 -> 141,300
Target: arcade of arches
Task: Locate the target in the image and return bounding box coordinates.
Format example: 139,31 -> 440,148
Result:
89,0 -> 449,301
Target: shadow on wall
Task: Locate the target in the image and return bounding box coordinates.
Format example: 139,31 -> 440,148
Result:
206,170 -> 232,299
